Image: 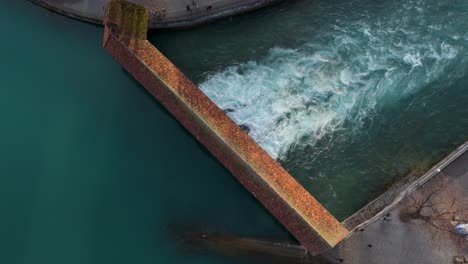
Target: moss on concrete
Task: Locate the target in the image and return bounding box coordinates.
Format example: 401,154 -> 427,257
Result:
105,0 -> 148,39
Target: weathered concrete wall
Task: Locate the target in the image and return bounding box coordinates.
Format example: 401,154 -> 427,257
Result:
102,0 -> 348,255
32,0 -> 281,29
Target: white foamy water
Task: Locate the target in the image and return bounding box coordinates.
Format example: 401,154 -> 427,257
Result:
199,0 -> 467,160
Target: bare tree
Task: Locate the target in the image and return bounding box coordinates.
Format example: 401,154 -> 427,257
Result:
399,174 -> 468,255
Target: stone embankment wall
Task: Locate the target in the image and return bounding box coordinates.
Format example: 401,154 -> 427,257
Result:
32,0 -> 281,29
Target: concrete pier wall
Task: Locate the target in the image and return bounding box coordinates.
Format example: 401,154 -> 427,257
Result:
102,0 -> 349,255
31,0 -> 281,29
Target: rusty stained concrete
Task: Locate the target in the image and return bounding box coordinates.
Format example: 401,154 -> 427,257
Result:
102,0 -> 349,256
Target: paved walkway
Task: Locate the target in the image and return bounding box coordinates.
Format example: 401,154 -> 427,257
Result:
328,143 -> 468,264
32,0 -> 278,29
145,0 -> 266,19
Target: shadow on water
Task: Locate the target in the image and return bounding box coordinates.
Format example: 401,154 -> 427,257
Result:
167,223 -> 334,264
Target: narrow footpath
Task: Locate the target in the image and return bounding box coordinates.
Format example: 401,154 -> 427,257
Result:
32,0 -> 279,29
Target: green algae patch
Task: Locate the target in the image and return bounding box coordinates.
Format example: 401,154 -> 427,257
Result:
105,0 -> 148,39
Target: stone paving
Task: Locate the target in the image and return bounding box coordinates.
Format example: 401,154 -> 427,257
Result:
327,143 -> 468,264
32,0 -> 278,28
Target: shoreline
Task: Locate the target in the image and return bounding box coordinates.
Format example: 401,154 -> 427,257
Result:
326,140 -> 468,263
31,0 -> 281,30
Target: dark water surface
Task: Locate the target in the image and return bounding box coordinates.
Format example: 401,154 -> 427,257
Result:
1,0 -> 467,264
152,0 -> 468,218
0,2 -> 295,264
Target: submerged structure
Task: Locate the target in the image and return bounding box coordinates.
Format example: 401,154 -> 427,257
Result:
101,0 -> 349,255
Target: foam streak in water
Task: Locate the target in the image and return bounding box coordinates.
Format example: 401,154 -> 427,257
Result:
199,0 -> 467,160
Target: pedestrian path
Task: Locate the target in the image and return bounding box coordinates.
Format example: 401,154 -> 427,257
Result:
328,141 -> 468,264
33,0 -> 280,29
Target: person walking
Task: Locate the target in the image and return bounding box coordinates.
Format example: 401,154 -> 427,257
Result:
155,7 -> 163,20
150,9 -> 159,19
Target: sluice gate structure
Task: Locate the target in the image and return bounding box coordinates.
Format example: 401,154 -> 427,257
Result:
102,0 -> 349,256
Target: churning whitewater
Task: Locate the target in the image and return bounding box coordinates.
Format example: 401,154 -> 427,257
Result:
199,0 -> 468,160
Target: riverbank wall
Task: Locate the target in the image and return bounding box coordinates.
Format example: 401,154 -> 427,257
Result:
31,0 -> 281,29
323,140 -> 468,264
342,140 -> 468,233
102,0 -> 349,256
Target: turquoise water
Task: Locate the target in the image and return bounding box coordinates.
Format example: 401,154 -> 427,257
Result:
152,0 -> 468,218
0,2 -> 295,264
1,0 -> 467,264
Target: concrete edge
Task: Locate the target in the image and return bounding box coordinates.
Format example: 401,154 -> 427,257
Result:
105,35 -> 342,253
30,0 -> 103,26
30,0 -> 282,30
150,0 -> 282,30
342,140 -> 468,237
102,0 -> 350,254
